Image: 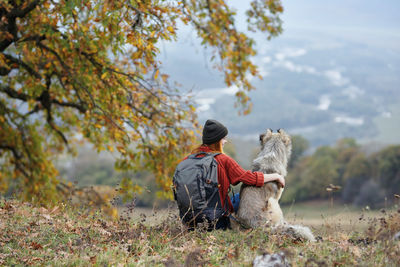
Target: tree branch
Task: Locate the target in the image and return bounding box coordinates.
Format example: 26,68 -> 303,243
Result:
7,0 -> 41,19
0,66 -> 11,75
0,144 -> 30,178
52,99 -> 87,113
0,0 -> 42,52
17,34 -> 46,43
23,104 -> 41,117
0,85 -> 30,101
3,53 -> 42,79
36,42 -> 69,70
0,144 -> 21,159
41,74 -> 69,146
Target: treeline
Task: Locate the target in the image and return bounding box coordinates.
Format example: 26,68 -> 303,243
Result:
55,149 -> 161,207
56,143 -> 240,208
282,137 -> 400,208
53,139 -> 399,209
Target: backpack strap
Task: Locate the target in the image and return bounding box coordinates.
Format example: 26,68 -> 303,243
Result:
188,152 -> 221,159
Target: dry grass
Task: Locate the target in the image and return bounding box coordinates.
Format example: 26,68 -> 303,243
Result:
1,198 -> 399,266
282,201 -> 390,235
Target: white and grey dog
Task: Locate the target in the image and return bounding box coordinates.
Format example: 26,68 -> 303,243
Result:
236,129 -> 315,242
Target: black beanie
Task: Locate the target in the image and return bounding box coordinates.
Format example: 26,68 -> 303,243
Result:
202,119 -> 228,145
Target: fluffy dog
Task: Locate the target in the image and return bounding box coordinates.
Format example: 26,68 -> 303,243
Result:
236,129 -> 315,242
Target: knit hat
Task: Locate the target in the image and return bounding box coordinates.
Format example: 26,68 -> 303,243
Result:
202,119 -> 228,145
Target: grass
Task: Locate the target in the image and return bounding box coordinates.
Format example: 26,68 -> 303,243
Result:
282,200 -> 389,234
0,198 -> 399,266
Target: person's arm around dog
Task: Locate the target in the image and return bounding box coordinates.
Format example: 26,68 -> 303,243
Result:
197,119 -> 285,212
264,173 -> 285,187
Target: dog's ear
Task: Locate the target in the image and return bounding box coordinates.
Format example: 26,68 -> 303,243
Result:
259,133 -> 265,145
278,129 -> 291,146
266,128 -> 273,137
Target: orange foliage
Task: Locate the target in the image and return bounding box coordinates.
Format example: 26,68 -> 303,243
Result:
0,0 -> 283,204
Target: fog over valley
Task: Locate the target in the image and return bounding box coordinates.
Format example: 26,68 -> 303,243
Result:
159,0 -> 400,147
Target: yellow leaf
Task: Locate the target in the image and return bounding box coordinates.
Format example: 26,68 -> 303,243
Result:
109,208 -> 118,220
94,124 -> 102,128
161,74 -> 169,83
101,72 -> 107,79
167,26 -> 174,33
154,69 -> 159,80
117,146 -> 126,154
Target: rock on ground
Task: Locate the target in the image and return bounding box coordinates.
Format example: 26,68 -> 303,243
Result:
253,252 -> 290,267
394,231 -> 400,241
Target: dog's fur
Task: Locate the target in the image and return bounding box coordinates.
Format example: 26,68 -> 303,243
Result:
235,129 -> 315,242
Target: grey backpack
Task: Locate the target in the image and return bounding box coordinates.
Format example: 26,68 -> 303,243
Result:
172,152 -> 228,226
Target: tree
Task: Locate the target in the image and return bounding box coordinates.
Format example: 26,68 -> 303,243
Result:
341,153 -> 370,204
353,180 -> 385,209
0,0 -> 283,203
282,146 -> 339,203
373,145 -> 400,197
299,154 -> 339,199
288,135 -> 309,169
57,147 -> 121,187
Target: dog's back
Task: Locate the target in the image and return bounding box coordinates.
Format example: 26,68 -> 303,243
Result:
235,130 -> 316,242
236,129 -> 291,228
238,182 -> 283,228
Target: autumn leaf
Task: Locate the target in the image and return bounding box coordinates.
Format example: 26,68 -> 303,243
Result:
30,241 -> 43,250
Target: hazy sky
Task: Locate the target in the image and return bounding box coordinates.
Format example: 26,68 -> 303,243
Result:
231,0 -> 400,51
160,0 -> 400,88
282,0 -> 400,30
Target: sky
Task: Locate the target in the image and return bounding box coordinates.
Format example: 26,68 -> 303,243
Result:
160,0 -> 400,89
280,0 -> 400,51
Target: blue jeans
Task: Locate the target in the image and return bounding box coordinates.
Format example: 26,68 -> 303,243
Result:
230,193 -> 240,213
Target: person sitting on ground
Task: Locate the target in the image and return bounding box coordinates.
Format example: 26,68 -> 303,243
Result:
181,119 -> 285,230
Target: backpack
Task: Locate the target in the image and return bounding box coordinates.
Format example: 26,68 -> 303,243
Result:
172,152 -> 229,227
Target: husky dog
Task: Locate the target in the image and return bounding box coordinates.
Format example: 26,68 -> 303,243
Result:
236,129 -> 315,242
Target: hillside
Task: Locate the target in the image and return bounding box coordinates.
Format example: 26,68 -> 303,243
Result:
1,199 -> 399,266
160,1 -> 400,148
193,35 -> 399,147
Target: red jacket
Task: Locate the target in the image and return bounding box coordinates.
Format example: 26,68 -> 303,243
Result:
188,146 -> 264,213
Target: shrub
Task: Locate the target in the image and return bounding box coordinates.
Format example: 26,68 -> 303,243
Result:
353,180 -> 386,209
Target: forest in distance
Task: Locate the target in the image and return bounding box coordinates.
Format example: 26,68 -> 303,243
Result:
25,135 -> 398,210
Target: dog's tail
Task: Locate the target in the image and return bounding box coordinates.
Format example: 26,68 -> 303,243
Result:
273,222 -> 316,242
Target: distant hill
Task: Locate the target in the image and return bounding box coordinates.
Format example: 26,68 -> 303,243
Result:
161,28 -> 400,148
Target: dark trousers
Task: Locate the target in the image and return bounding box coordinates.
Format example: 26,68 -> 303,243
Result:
214,193 -> 240,230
